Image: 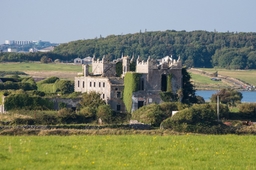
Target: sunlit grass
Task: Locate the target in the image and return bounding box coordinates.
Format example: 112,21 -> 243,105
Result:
0,135 -> 256,169
0,62 -> 81,72
190,73 -> 229,89
200,68 -> 256,86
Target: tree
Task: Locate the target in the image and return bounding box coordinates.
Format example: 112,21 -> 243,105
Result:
96,105 -> 113,124
132,104 -> 165,126
40,56 -> 49,63
210,88 -> 243,106
79,91 -> 106,114
181,67 -> 198,104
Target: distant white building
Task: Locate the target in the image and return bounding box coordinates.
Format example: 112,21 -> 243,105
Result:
74,57 -> 92,65
7,48 -> 17,52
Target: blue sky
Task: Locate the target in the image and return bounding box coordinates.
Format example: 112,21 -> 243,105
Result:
1,0 -> 255,43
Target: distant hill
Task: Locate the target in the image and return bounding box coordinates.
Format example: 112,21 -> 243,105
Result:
1,30 -> 256,69
53,30 -> 256,69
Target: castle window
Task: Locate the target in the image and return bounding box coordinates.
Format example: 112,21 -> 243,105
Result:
117,105 -> 121,111
102,94 -> 105,99
90,82 -> 92,87
94,82 -> 96,87
139,78 -> 144,90
117,91 -> 121,98
99,82 -> 101,87
103,82 -> 105,87
83,81 -> 85,88
161,74 -> 167,91
78,81 -> 80,87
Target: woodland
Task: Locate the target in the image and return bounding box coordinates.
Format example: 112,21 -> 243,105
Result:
0,30 -> 256,69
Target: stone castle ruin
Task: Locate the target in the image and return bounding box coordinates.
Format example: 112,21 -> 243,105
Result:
74,55 -> 183,112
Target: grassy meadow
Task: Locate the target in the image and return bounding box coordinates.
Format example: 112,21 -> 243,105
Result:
200,68 -> 256,86
0,62 -> 81,72
0,135 -> 256,169
189,73 -> 229,89
0,62 -> 83,79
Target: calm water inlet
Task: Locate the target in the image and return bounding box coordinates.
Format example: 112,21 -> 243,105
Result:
196,90 -> 256,103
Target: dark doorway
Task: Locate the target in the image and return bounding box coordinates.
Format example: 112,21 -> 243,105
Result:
138,101 -> 144,109
161,74 -> 167,91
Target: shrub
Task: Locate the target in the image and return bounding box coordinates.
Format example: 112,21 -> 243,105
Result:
96,105 -> 113,124
11,117 -> 35,125
132,104 -> 165,126
238,103 -> 256,119
4,94 -> 53,111
161,104 -> 222,133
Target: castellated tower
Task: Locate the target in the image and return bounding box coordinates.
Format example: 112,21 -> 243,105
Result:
83,64 -> 89,77
122,56 -> 130,77
91,55 -> 116,77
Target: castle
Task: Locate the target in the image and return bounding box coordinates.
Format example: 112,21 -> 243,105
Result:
74,55 -> 183,112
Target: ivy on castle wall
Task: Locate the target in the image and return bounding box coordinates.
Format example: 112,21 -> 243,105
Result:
166,74 -> 172,92
123,72 -> 141,113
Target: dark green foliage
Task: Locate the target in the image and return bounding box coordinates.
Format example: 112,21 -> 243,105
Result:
238,103 -> 256,118
208,103 -> 229,118
130,62 -> 136,71
1,31 -> 256,69
40,56 -> 51,63
210,88 -> 243,106
79,91 -> 106,115
123,73 -> 141,113
181,67 -> 197,104
115,61 -> 122,77
54,79 -> 74,94
39,77 -> 59,84
132,102 -> 187,127
57,108 -> 82,124
11,117 -> 35,125
0,71 -> 27,77
0,52 -> 77,63
111,111 -> 131,124
96,105 -> 113,124
161,104 -> 222,133
4,94 -> 53,110
160,91 -> 178,102
37,77 -> 74,94
0,77 -> 37,91
132,104 -> 165,126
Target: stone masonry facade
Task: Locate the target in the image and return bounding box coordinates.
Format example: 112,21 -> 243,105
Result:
74,55 -> 183,112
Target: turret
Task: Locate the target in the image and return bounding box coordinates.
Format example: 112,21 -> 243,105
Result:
83,64 -> 89,77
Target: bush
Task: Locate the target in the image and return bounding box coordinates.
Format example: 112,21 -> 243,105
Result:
132,104 -> 165,126
11,117 -> 35,125
132,102 -> 188,127
238,103 -> 256,119
160,104 -> 222,133
96,105 -> 113,124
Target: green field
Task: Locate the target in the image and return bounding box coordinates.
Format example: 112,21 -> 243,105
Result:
200,68 -> 256,86
190,73 -> 229,89
0,62 -> 81,72
0,135 -> 255,169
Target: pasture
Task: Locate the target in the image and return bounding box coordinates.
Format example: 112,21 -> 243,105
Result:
0,62 -> 81,72
0,62 -> 82,79
200,68 -> 256,86
189,73 -> 229,90
0,135 -> 255,169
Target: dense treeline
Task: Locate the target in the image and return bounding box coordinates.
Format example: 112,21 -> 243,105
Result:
0,52 -> 77,62
53,30 -> 256,69
1,30 -> 256,69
